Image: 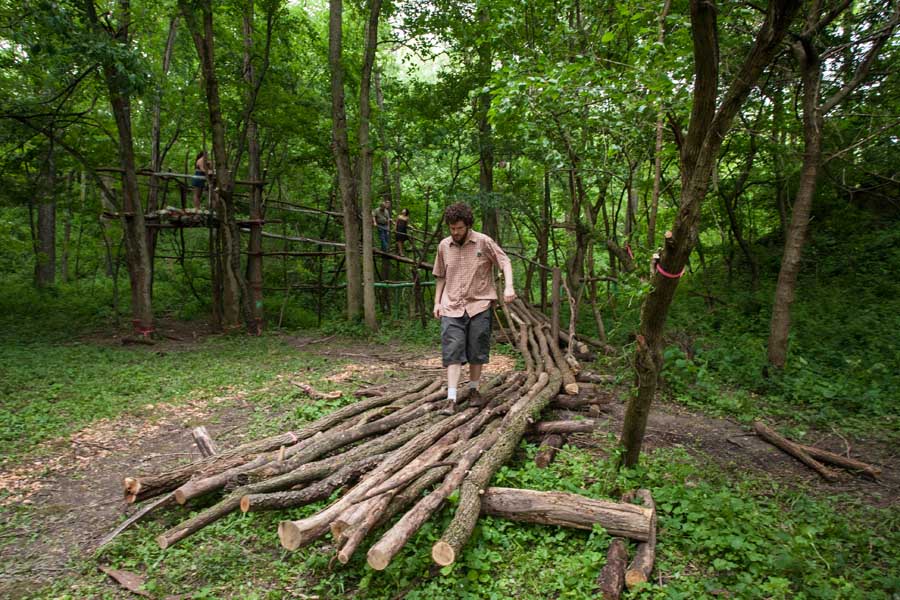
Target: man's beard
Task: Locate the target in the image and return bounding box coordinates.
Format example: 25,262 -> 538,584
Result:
451,227 -> 469,244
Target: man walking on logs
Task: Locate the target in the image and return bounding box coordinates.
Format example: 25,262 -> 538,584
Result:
432,202 -> 516,412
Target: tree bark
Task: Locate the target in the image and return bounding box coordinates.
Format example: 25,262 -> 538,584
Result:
84,0 -> 154,335
329,0 -> 362,320
359,0 -> 383,331
35,142 -> 56,288
191,426 -> 219,458
480,488 -> 652,541
534,434 -> 564,468
242,3 -> 264,333
597,538 -> 628,600
767,2 -> 898,368
529,419 -> 597,435
620,0 -> 801,467
625,489 -> 657,589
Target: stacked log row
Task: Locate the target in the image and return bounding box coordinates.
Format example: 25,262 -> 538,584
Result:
117,295 -> 650,577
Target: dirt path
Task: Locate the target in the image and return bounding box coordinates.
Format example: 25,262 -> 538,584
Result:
573,383 -> 898,508
0,343 -> 895,598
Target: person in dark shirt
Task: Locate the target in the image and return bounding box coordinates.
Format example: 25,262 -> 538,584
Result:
395,208 -> 410,256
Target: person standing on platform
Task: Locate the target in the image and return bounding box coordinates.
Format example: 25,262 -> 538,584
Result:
395,208 -> 410,256
191,150 -> 212,210
373,199 -> 392,252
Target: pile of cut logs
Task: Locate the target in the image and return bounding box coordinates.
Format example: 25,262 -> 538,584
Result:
114,299 -> 657,597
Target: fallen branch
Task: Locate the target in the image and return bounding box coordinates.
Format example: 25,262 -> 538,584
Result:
596,538 -> 628,600
291,381 -> 342,400
753,421 -> 840,482
534,434 -> 565,468
625,489 -> 657,589
798,444 -> 882,480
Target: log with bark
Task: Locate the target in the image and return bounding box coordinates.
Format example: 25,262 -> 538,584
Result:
534,434 -> 564,468
753,421 -> 839,481
479,487 -> 653,540
529,419 -> 599,436
597,538 -> 628,600
121,295 -> 636,582
625,489 -> 657,589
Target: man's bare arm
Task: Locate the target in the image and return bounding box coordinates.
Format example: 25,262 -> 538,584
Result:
433,278 -> 445,318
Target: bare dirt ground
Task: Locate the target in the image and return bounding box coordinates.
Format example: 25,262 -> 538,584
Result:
1,336 -> 896,598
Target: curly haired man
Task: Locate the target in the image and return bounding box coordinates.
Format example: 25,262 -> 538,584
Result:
432,202 -> 516,411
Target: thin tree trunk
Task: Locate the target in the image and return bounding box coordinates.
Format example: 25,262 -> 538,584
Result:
60,171 -> 73,282
243,4 -> 264,334
329,0 -> 362,320
359,0 -> 383,331
179,0 -> 255,331
767,2 -> 899,368
146,17 -> 178,295
620,0 -> 801,467
35,142 -> 56,288
84,0 -> 154,334
647,0 -> 672,249
476,5 -> 498,242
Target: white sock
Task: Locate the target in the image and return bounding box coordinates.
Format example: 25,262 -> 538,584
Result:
448,387 -> 457,401
468,380 -> 480,390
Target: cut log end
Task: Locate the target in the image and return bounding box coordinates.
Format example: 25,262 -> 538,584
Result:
564,383 -> 580,395
431,541 -> 456,566
367,547 -> 391,571
124,494 -> 137,504
625,570 -> 648,588
156,534 -> 170,550
239,496 -> 251,513
123,477 -> 140,496
173,489 -> 189,505
278,520 -> 302,551
330,519 -> 349,541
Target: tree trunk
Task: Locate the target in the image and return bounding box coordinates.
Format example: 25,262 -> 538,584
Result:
359,0 -> 383,331
179,0 -> 254,331
35,143 -> 56,288
329,0 -> 362,320
146,17 -> 178,295
83,0 -> 155,334
647,0 -> 672,249
767,1 -> 899,367
620,0 -> 801,467
540,170 -> 551,310
476,5 -> 498,242
243,5 -> 264,334
625,489 -> 657,589
597,538 -> 628,600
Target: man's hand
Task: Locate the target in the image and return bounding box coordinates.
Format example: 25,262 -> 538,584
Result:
433,305 -> 441,319
504,288 -> 517,304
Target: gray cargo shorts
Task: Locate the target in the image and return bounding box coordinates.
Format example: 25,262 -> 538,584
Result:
441,309 -> 492,367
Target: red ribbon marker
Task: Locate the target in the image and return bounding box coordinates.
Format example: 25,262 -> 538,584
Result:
656,262 -> 686,279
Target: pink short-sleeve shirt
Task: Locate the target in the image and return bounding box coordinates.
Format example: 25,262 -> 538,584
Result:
432,230 -> 511,318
